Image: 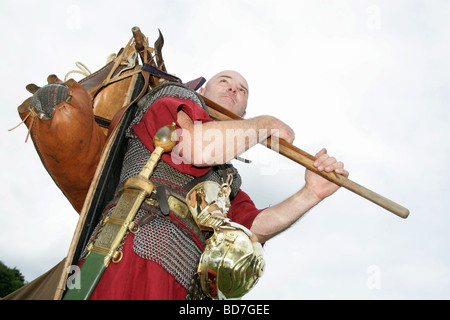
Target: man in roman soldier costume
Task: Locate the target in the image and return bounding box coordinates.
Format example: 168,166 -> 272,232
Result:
69,69 -> 347,300
5,28 -> 353,300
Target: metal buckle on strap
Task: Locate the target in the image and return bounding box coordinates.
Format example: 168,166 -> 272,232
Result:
143,195 -> 190,221
168,196 -> 189,218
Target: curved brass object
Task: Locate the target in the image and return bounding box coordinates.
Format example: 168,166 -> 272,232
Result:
153,122 -> 178,152
186,181 -> 265,300
186,181 -> 231,231
198,225 -> 265,300
112,250 -> 123,264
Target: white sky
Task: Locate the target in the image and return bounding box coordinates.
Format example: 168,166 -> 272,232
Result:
1,0 -> 449,299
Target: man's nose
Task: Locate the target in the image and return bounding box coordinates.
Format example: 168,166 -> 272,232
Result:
227,84 -> 237,95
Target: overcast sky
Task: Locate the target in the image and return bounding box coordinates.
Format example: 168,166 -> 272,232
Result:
1,0 -> 449,300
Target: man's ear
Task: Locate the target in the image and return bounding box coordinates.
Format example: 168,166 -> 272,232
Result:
198,87 -> 205,95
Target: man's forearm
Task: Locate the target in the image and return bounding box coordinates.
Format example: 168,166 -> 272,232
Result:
177,111 -> 291,166
250,185 -> 321,243
194,116 -> 273,165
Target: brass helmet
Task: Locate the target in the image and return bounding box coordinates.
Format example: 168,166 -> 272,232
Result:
198,223 -> 265,299
186,181 -> 265,299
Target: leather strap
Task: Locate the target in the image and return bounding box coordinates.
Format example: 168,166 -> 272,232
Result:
183,168 -> 214,191
106,70 -> 150,140
156,186 -> 170,216
184,77 -> 206,91
94,115 -> 112,129
142,63 -> 182,83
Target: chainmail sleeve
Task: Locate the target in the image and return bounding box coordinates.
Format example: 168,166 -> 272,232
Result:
126,82 -> 209,139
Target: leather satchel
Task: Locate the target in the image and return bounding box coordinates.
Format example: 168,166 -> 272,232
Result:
17,77 -> 107,213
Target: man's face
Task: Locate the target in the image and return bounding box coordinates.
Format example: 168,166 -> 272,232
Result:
199,70 -> 249,117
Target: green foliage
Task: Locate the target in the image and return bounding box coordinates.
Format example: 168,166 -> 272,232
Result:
0,260 -> 26,298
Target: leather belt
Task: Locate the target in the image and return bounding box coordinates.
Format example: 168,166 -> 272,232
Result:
141,194 -> 190,223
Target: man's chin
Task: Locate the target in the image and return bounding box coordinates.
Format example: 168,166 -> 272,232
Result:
217,98 -> 235,110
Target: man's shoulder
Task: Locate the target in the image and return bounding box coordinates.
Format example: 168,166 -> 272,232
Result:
138,82 -> 207,111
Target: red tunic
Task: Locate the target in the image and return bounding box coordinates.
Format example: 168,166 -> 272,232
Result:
89,95 -> 263,300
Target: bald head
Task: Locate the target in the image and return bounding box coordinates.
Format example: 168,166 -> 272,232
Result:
199,70 -> 249,117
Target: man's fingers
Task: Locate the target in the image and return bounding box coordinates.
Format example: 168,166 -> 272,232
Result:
314,148 -> 334,170
313,148 -> 348,176
314,148 -> 327,159
335,167 -> 349,177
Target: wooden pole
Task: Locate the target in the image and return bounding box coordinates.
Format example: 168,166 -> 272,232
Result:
202,96 -> 410,219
